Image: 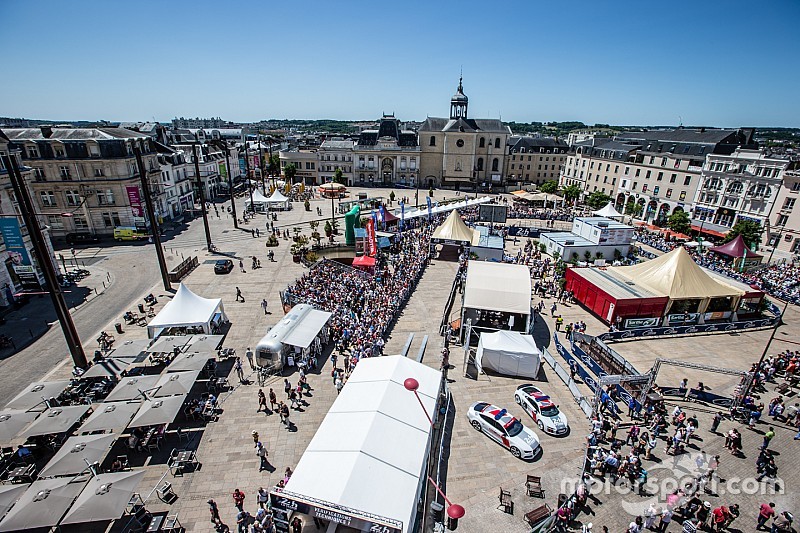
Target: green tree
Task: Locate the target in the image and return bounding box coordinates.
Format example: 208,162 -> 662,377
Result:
333,167 -> 344,185
666,210 -> 691,234
584,250 -> 592,261
268,154 -> 280,177
625,200 -> 643,217
284,163 -> 297,184
585,191 -> 612,210
539,180 -> 558,194
562,185 -> 582,203
723,220 -> 764,248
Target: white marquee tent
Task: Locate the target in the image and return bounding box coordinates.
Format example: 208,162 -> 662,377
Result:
265,189 -> 290,210
463,262 -> 532,315
147,283 -> 227,338
592,201 -> 624,220
476,331 -> 541,378
394,195 -> 493,221
246,189 -> 270,212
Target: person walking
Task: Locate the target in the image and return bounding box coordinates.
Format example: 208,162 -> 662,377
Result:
255,441 -> 269,471
711,412 -> 723,433
757,503 -> 776,530
245,347 -> 255,371
761,426 -> 775,450
208,499 -> 222,525
280,401 -> 290,428
269,388 -> 277,411
235,286 -> 244,302
257,389 -> 267,413
284,378 -> 292,398
261,298 -> 269,315
239,260 -> 246,273
289,388 -> 300,409
335,374 -> 344,394
235,357 -> 245,383
257,487 -> 269,509
232,488 -> 246,511
658,507 -> 673,533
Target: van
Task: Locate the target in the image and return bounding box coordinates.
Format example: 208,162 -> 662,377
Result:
113,227 -> 149,241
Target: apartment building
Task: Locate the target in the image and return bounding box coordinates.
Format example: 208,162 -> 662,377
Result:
156,144 -> 194,219
173,143 -> 225,199
318,140 -> 354,185
768,164 -> 800,256
2,127 -> 163,238
692,148 -> 790,237
506,137 -> 568,187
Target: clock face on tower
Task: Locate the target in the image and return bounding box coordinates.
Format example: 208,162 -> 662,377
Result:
456,139 -> 465,148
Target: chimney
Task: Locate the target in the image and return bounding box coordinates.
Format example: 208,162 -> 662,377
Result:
40,126 -> 53,138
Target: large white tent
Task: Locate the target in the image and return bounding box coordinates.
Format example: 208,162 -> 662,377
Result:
592,201 -> 624,220
147,283 -> 227,338
476,331 -> 541,378
463,262 -> 532,315
279,356 -> 441,533
246,189 -> 270,212
265,189 -> 290,210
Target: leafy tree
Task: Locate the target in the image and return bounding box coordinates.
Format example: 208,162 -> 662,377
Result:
585,191 -> 612,210
584,250 -> 592,261
666,210 -> 691,234
268,154 -> 280,177
539,180 -> 558,194
333,167 -> 344,185
625,200 -> 643,217
562,185 -> 582,203
284,163 -> 297,184
723,220 -> 764,248
613,249 -> 622,261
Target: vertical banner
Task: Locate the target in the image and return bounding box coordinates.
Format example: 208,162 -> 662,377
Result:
379,205 -> 386,225
426,196 -> 432,221
219,161 -> 227,178
366,218 -> 377,256
126,186 -> 143,217
0,218 -> 31,266
400,202 -> 405,231
239,158 -> 246,174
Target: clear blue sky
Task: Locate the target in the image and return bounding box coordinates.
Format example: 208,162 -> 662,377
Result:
1,0 -> 798,127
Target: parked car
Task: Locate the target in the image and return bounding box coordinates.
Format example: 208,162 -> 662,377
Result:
514,385 -> 569,436
214,259 -> 234,274
467,402 -> 540,459
65,232 -> 101,245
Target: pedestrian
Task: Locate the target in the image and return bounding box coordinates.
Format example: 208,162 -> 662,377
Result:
239,260 -> 246,273
284,378 -> 292,398
551,302 -> 557,317
255,441 -> 269,471
280,401 -> 290,428
245,347 -> 255,371
569,360 -> 578,381
236,508 -> 250,533
761,426 -> 775,450
289,388 -> 299,409
236,286 -> 244,302
758,503 -> 776,530
261,299 -> 269,315
711,412 -> 723,433
257,389 -> 267,413
628,397 -> 637,419
658,507 -> 673,533
335,375 -> 344,394
256,228 -> 260,237
235,357 -> 245,383
556,315 -> 563,331
772,511 -> 794,533
291,517 -> 303,533
269,388 -> 277,411
208,499 -> 222,525
257,487 -> 269,509
232,488 -> 246,511
251,228 -> 256,238
251,430 -> 259,445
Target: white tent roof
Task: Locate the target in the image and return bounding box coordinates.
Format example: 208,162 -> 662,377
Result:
4,381 -> 71,411
39,433 -> 117,478
397,195 -> 493,220
147,283 -> 226,338
103,375 -> 161,403
463,262 -> 532,315
21,405 -> 90,438
0,477 -> 86,531
285,356 -> 440,533
266,189 -> 289,203
129,395 -> 187,428
247,189 -> 270,204
78,402 -> 141,434
431,210 -> 475,243
476,331 -> 541,379
592,201 -> 624,219
60,470 -> 145,525
283,309 -> 332,349
0,410 -> 39,444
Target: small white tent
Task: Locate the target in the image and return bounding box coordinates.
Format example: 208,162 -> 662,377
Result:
246,189 -> 270,213
592,201 -> 624,220
266,189 -> 290,210
476,331 -> 541,378
147,283 -> 227,338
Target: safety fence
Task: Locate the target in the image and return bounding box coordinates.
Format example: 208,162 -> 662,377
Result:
540,344 -> 592,418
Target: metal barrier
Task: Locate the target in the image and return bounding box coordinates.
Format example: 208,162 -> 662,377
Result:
167,256 -> 198,282
416,335 -> 428,363
541,346 -> 592,418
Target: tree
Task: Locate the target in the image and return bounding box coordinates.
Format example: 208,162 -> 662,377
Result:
625,200 -> 643,217
539,180 -> 558,194
562,185 -> 582,203
666,210 -> 691,234
584,250 -> 592,261
723,220 -> 764,248
333,167 -> 344,185
284,163 -> 297,184
268,154 -> 280,177
585,191 -> 612,210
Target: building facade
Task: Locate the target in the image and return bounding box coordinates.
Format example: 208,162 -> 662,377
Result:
353,115 -> 419,188
279,149 -> 318,185
2,127 -> 163,238
419,78 -> 511,191
318,140 -> 354,185
156,144 -> 194,219
506,137 -> 568,187
768,164 -> 800,257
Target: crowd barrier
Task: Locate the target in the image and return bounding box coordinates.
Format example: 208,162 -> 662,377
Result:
570,340 -> 641,412
541,345 -> 593,418
167,256 -> 198,282
551,334 -> 620,415
659,386 -> 734,408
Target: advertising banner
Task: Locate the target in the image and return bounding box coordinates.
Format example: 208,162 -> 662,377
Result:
426,196 -> 432,220
126,186 -> 143,217
219,162 -> 227,178
507,226 -> 542,238
0,218 -> 31,266
366,218 -> 377,256
239,158 -> 246,174
624,317 -> 660,329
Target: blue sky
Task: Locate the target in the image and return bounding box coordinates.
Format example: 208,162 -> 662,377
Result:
1,0 -> 798,127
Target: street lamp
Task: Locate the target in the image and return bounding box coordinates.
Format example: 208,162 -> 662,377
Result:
403,377 -> 465,530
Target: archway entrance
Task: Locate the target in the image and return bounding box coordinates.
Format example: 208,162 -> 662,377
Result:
382,158 -> 394,185
616,193 -> 626,209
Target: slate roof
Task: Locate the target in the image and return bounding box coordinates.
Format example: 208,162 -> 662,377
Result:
615,128 -> 745,145
320,140 -> 355,150
1,127 -> 148,140
509,137 -> 569,151
419,117 -> 510,134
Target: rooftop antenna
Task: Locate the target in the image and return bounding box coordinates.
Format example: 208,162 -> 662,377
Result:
678,116 -> 683,127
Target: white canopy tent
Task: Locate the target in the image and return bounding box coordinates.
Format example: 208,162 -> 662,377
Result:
246,189 -> 271,212
147,283 -> 227,338
476,331 -> 541,378
395,195 -> 493,221
282,309 -> 332,349
280,356 -> 441,533
592,201 -> 624,220
0,477 -> 87,532
265,189 -> 290,210
463,262 -> 532,315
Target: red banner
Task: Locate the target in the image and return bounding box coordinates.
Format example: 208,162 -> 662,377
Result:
366,218 -> 377,256
126,186 -> 143,217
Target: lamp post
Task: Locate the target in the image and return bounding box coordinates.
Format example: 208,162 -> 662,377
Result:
212,140 -> 238,229
133,145 -> 171,292
244,136 -> 255,216
403,377 -> 465,530
191,143 -> 213,251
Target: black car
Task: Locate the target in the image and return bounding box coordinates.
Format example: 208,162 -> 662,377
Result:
65,233 -> 101,245
214,259 -> 234,274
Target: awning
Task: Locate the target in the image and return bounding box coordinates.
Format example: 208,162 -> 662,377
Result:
128,395 -> 187,428
80,358 -> 132,380
103,375 -> 161,403
152,370 -> 201,397
352,255 -> 376,268
167,352 -> 213,373
21,405 -> 90,438
109,339 -> 150,360
0,478 -> 87,531
147,335 -> 191,354
78,402 -> 141,434
0,484 -> 30,522
39,433 -> 117,477
4,381 -> 71,411
690,225 -> 728,238
60,471 -> 145,525
0,410 -> 39,444
283,309 -> 332,349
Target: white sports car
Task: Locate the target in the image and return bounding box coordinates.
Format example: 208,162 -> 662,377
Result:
514,384 -> 569,436
467,402 -> 541,460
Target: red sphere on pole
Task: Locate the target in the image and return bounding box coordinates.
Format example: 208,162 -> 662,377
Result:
403,377 -> 419,391
447,504 -> 465,519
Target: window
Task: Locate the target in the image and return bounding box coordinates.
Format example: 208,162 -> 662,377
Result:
494,138 -> 500,149
59,165 -> 71,179
670,174 -> 677,183
98,189 -> 115,205
657,172 -> 663,181
649,156 -> 655,164
40,191 -> 56,207
783,198 -> 796,210
624,166 -> 630,175
491,158 -> 499,172
27,146 -> 40,158
777,214 -> 789,226
642,184 -> 648,193
101,212 -> 121,227
679,191 -> 686,201
666,188 -> 673,198
47,215 -> 64,230
792,182 -> 800,192
661,157 -> 667,167
479,138 -> 485,148
684,176 -> 691,186
94,167 -> 104,177
73,215 -> 89,230
653,186 -> 660,195
646,170 -> 651,179
477,158 -> 484,171
65,190 -> 81,206
33,167 -> 46,181
429,136 -> 436,147
726,181 -> 743,194
55,147 -> 65,158
635,169 -> 641,177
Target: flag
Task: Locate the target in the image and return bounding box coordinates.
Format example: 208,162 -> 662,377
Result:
372,210 -> 378,230
400,202 -> 405,231
426,196 -> 432,221
366,218 -> 377,256
379,205 -> 386,223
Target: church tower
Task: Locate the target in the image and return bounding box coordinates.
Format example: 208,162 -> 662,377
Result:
449,76 -> 468,120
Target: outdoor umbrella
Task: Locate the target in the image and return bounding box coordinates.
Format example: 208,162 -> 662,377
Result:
128,394 -> 187,428
167,351 -> 213,373
80,358 -> 132,379
39,433 -> 117,478
21,405 -> 90,438
147,335 -> 191,354
60,470 -> 145,525
0,477 -> 86,531
103,375 -> 161,403
0,484 -> 30,521
78,401 -> 141,434
4,381 -> 71,411
108,339 -> 150,362
152,370 -> 201,397
0,410 -> 39,444
185,334 -> 223,353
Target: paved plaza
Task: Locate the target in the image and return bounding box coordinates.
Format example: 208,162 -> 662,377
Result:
6,189 -> 799,532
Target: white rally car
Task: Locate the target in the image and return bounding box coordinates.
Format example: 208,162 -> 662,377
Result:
514,384 -> 569,436
467,402 -> 541,460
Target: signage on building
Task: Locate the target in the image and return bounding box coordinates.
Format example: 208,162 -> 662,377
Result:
0,218 -> 41,290
126,186 -> 143,217
219,162 -> 227,178
624,317 -> 660,329
239,158 -> 246,174
666,313 -> 700,325
269,490 -> 401,533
